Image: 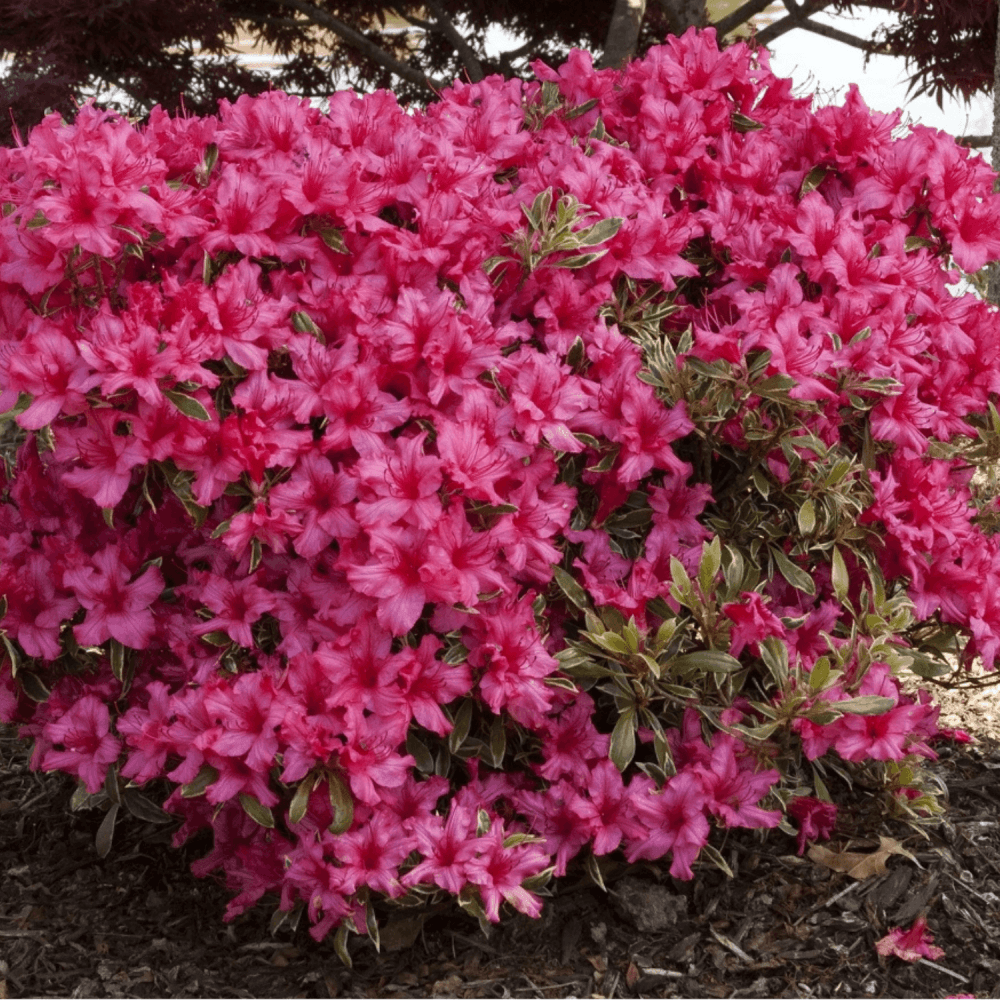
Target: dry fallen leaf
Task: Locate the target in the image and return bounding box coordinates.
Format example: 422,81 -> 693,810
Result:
808,836 -> 915,880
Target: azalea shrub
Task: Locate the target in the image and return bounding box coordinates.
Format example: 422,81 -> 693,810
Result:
1,26 -> 1000,955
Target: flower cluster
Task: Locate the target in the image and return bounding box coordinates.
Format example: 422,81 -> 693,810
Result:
1,27 -> 999,946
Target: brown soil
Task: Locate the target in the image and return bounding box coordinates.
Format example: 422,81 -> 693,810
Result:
2,701 -> 1000,1000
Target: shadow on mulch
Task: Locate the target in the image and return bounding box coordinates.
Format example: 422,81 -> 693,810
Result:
2,724 -> 999,1000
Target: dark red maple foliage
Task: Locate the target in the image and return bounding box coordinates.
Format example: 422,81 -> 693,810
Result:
0,0 -> 995,143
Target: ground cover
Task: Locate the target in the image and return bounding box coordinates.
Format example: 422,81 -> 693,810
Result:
2,714 -> 998,999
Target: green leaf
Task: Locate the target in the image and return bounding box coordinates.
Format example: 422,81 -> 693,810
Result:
799,165 -> 828,198
585,853 -> 608,892
289,774 -> 317,826
592,631 -> 630,656
0,391 -> 32,423
291,311 -> 326,344
835,695 -> 896,716
700,843 -> 734,878
575,217 -> 623,247
609,709 -> 637,772
122,788 -> 172,825
482,254 -> 512,275
812,773 -> 833,803
752,467 -> 770,500
732,720 -> 781,741
566,336 -> 586,370
333,923 -> 353,968
698,536 -> 722,596
669,556 -> 692,598
327,773 -> 354,835
318,226 -> 348,254
489,714 -> 507,769
406,732 -> 435,773
555,250 -> 608,269
523,188 -> 553,230
240,793 -> 275,828
181,764 -> 217,799
906,651 -> 951,679
19,670 -> 50,703
586,445 -> 620,473
904,235 -> 936,253
95,803 -> 119,859
831,546 -> 849,603
731,112 -> 765,132
448,698 -> 474,753
797,498 -> 816,536
564,98 -> 599,120
759,635 -> 789,686
109,638 -> 125,682
654,618 -> 677,648
809,656 -> 831,691
671,650 -> 744,674
770,546 -> 816,596
199,630 -> 232,647
755,373 -> 798,395
552,565 -> 592,612
163,389 -> 211,422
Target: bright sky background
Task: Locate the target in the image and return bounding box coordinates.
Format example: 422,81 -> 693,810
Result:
760,6 -> 992,146
482,6 -> 993,153
4,6 -> 991,155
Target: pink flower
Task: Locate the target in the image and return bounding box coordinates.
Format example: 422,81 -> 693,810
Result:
627,771 -> 711,879
723,591 -> 787,658
787,796 -> 838,855
404,803 -> 480,895
41,696 -> 121,793
354,431 -> 442,531
63,544 -> 163,649
465,820 -> 551,923
193,573 -> 276,649
330,806 -> 413,898
57,409 -> 149,509
875,916 -> 944,962
118,681 -> 175,784
694,742 -> 782,830
7,322 -> 101,429
344,526 -> 431,636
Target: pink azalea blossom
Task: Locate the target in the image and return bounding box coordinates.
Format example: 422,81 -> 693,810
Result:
63,544 -> 163,649
41,696 -> 121,793
875,916 -> 944,962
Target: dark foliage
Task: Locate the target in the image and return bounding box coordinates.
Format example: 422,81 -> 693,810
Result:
832,0 -> 997,107
0,1 -> 995,146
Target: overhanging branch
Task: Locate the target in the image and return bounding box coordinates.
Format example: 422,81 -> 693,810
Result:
391,2 -> 484,82
712,0 -> 781,39
794,18 -> 893,54
753,0 -> 832,46
268,0 -> 441,89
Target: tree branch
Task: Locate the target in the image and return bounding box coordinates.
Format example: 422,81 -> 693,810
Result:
391,2 -> 484,81
793,18 -> 893,54
712,0 -> 780,39
268,0 -> 441,89
753,0 -> 832,46
494,34 -> 547,76
988,0 -> 1000,304
599,0 -> 647,70
956,135 -> 990,147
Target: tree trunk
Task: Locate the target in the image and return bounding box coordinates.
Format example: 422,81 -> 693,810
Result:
599,0 -> 648,69
658,0 -> 709,36
989,0 -> 1000,304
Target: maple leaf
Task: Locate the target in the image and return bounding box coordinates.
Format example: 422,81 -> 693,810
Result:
807,836 -> 915,880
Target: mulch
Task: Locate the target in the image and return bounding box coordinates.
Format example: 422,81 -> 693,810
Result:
2,722 -> 999,1000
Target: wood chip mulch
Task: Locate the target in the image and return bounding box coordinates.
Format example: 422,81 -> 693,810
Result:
2,724 -> 999,1000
